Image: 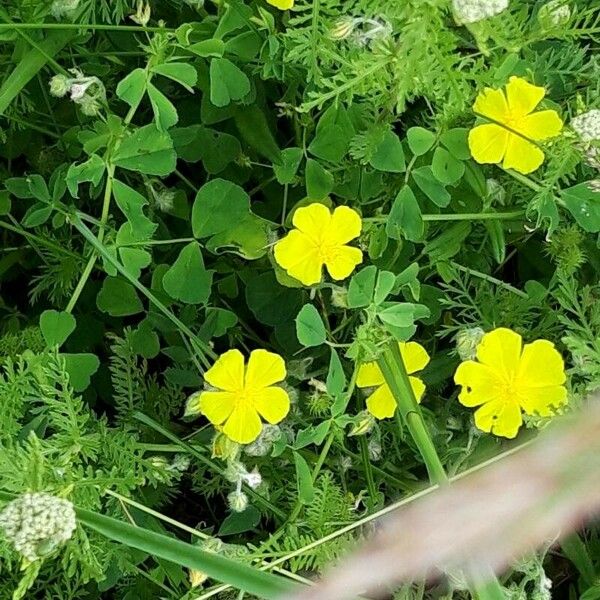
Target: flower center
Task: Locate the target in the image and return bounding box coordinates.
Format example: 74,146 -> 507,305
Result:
316,240 -> 339,263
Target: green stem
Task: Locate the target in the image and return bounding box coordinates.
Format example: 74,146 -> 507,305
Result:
358,435 -> 378,507
561,532 -> 596,588
0,23 -> 173,33
377,342 -> 447,484
364,211 -> 525,223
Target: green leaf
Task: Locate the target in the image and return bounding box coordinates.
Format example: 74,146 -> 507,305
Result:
66,154 -> 106,198
295,303 -> 327,347
187,39 -> 225,58
440,128 -> 471,160
305,159 -> 334,198
62,353 -> 100,392
131,322 -> 160,359
245,272 -> 303,327
116,68 -> 147,110
387,185 -> 423,242
412,166 -> 451,208
112,179 -> 157,241
151,62 -> 197,91
369,130 -> 406,173
23,204 -> 53,228
347,265 -> 377,308
162,242 -> 213,304
234,106 -> 281,163
273,148 -> 303,184
97,277 -> 144,316
0,191 -> 10,215
113,125 -> 177,176
209,58 -> 251,107
308,105 -> 354,163
485,220 -> 506,264
218,506 -> 261,536
76,506 -> 293,599
192,179 -> 250,238
172,126 -> 241,173
406,127 -> 436,156
40,310 -> 76,347
147,82 -> 179,131
118,247 -> 152,279
431,146 -> 465,185
327,348 -> 346,406
562,183 -> 600,232
425,222 -> 471,263
293,451 -> 315,505
378,303 -> 429,328
295,421 -> 331,449
205,214 -> 269,260
374,270 -> 396,305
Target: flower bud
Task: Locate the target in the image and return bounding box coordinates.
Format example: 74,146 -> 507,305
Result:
348,410 -> 376,436
130,0 -> 151,26
211,433 -> 240,461
571,110 -> 600,142
241,468 -> 262,489
455,327 -> 485,361
227,490 -> 248,513
330,285 -> 349,308
452,0 -> 509,24
330,17 -> 357,40
244,424 -> 281,456
368,439 -> 382,461
538,0 -> 571,29
49,74 -> 71,98
189,569 -> 207,588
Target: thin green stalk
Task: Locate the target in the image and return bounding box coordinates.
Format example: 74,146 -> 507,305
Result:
358,435 -> 378,507
0,23 -> 173,33
561,532 -> 596,587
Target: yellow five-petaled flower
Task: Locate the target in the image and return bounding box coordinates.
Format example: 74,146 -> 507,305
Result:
468,76 -> 563,174
357,342 -> 430,419
267,0 -> 293,9
274,203 -> 363,286
454,327 -> 567,439
187,349 -> 290,444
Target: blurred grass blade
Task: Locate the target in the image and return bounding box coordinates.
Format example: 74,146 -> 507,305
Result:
0,30 -> 73,115
76,506 -> 296,599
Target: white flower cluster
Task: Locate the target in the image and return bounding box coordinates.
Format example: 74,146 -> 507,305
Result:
452,0 -> 509,24
0,493 -> 76,562
49,69 -> 105,116
538,0 -> 571,28
571,110 -> 600,142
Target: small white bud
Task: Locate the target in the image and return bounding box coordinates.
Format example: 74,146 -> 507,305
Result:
227,490 -> 248,513
571,110 -> 600,142
130,0 -> 151,26
242,468 -> 262,489
538,0 -> 571,28
455,327 -> 485,361
49,74 -> 71,98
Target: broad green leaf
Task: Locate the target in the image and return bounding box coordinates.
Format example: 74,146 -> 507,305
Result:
131,322 -> 160,359
234,106 -> 281,163
119,247 -> 152,279
424,222 -> 471,263
66,154 -> 106,198
225,31 -> 262,60
295,303 -> 327,347
406,127 -> 436,156
387,185 -> 424,242
40,310 -> 76,347
274,148 -> 303,184
562,183 -> 600,232
112,179 -> 157,241
0,191 -> 10,215
22,204 -> 53,228
62,353 -> 100,392
192,179 -> 250,238
370,130 -> 406,173
187,39 -> 225,58
327,348 -> 347,412
395,263 -> 421,300
374,270 -> 396,305
308,105 -> 354,163
347,266 -> 377,308
26,174 -> 50,202
378,303 -> 428,328
219,506 -> 261,536
440,128 -> 471,160
172,125 -> 241,173
205,214 -> 269,260
209,58 -> 251,107
97,277 -> 144,316
293,451 -> 315,505
431,146 -> 465,185
113,125 -> 177,176
412,166 -> 451,207
295,421 -> 331,449
305,159 -> 334,198
151,62 -> 197,91
162,242 -> 213,304
485,220 -> 506,264
147,82 -> 179,130
245,272 -> 303,327
116,67 -> 147,110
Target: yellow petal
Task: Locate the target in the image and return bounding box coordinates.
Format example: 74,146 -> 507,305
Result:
518,385 -> 567,417
357,361 -> 385,388
505,76 -> 545,118
274,230 -> 323,285
366,384 -> 397,419
223,404 -> 262,444
502,133 -> 545,174
468,124 -> 509,165
292,203 -> 331,241
516,340 -> 566,388
204,349 -> 245,392
254,386 -> 290,424
515,110 -> 563,141
325,206 -> 362,245
245,349 -> 286,389
474,399 -> 522,439
473,87 -> 509,122
324,245 -> 363,280
198,391 -> 236,425
267,0 -> 293,9
399,341 -> 430,375
476,328 -> 522,381
409,375 -> 426,403
454,360 -> 504,407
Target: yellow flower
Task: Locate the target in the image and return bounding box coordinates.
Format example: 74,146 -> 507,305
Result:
267,0 -> 293,9
454,328 -> 567,439
357,342 -> 430,419
188,349 -> 290,444
468,76 -> 563,174
274,203 -> 363,286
